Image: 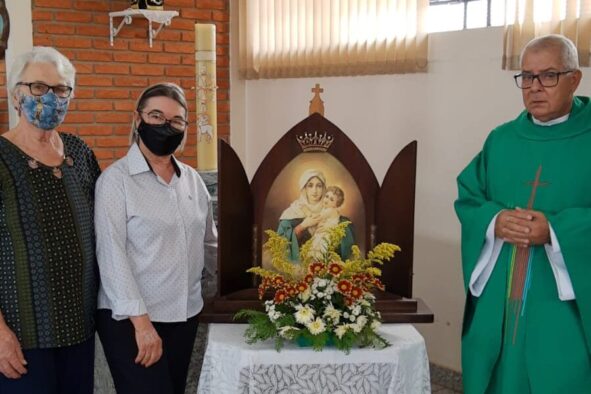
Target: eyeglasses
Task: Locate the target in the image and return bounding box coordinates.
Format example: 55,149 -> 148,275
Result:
16,82 -> 73,98
139,110 -> 189,131
513,70 -> 574,89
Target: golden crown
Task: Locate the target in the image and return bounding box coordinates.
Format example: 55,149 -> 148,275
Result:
296,131 -> 334,152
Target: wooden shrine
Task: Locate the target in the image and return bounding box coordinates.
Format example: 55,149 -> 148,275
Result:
200,86 -> 433,323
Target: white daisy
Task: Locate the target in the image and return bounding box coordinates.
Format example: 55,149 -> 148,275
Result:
294,305 -> 315,324
279,326 -> 298,339
356,315 -> 368,330
306,318 -> 326,335
335,324 -> 349,339
370,320 -> 381,331
323,304 -> 342,322
299,288 -> 311,302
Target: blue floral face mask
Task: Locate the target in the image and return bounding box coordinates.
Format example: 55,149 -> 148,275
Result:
19,91 -> 70,131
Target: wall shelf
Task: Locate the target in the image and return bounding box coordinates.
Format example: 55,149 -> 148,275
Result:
109,9 -> 179,48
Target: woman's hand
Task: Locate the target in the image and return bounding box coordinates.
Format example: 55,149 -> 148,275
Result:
295,215 -> 321,238
0,324 -> 27,379
130,315 -> 162,368
300,215 -> 321,229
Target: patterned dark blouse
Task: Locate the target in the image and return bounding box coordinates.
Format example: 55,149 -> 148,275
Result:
0,133 -> 100,349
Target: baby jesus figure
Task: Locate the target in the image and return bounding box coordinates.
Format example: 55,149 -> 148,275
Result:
308,186 -> 345,260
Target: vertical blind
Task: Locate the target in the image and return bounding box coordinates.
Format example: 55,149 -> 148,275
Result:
503,0 -> 591,69
239,0 -> 429,79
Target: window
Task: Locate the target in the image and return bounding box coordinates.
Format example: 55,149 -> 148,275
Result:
428,0 -> 502,32
428,0 -> 575,33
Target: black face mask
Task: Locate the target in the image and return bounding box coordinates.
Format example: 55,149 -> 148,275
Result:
137,121 -> 184,156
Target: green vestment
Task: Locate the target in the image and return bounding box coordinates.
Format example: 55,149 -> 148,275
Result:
455,96 -> 591,394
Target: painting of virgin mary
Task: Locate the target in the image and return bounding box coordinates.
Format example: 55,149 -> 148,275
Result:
263,153 -> 365,267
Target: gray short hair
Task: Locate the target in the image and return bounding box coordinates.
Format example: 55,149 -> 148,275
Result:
7,46 -> 76,97
520,34 -> 579,70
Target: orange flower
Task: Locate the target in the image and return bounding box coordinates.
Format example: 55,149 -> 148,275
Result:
328,263 -> 343,276
274,289 -> 287,304
273,276 -> 285,287
285,286 -> 297,296
350,286 -> 363,299
352,273 -> 366,282
344,296 -> 354,306
304,274 -> 314,283
337,279 -> 353,293
373,278 -> 385,291
309,262 -> 324,275
296,282 -> 308,292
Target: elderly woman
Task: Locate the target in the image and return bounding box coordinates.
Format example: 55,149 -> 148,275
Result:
95,82 -> 217,394
277,169 -> 354,261
0,47 -> 100,393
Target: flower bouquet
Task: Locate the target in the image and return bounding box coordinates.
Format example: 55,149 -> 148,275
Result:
234,221 -> 400,353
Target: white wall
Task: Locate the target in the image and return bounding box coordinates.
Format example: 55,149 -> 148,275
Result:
230,23 -> 591,371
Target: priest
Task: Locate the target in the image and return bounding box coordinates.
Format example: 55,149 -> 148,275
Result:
455,34 -> 591,393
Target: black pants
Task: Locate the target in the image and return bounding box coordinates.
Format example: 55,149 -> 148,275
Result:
0,336 -> 95,394
96,309 -> 199,394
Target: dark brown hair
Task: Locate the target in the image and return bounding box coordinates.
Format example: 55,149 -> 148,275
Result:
130,82 -> 189,148
136,82 -> 188,114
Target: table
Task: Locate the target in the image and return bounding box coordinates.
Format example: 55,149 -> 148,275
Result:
197,324 -> 430,394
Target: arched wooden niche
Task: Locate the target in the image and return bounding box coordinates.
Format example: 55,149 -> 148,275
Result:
204,112 -> 433,323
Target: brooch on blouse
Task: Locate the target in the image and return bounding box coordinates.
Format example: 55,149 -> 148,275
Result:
28,156 -> 74,179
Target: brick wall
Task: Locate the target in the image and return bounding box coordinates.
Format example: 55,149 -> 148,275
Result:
1,0 -> 230,169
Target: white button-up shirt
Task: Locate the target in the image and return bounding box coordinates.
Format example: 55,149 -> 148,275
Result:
95,143 -> 217,322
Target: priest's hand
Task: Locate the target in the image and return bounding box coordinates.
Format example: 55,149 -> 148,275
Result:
495,209 -> 533,248
516,208 -> 550,245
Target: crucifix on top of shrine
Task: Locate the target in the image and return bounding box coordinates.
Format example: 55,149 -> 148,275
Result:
309,84 -> 325,116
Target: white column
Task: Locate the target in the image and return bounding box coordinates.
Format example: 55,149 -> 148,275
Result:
5,0 -> 33,128
229,0 -> 247,173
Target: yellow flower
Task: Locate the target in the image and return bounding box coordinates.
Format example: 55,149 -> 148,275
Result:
306,318 -> 326,335
368,242 -> 401,262
366,267 -> 382,277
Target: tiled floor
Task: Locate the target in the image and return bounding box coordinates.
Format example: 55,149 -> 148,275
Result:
432,383 -> 463,393
430,362 -> 464,393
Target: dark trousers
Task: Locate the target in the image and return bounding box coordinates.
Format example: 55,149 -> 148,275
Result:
0,336 -> 95,394
96,309 -> 199,394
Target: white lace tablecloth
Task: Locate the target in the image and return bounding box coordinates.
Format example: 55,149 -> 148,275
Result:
197,324 -> 430,394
